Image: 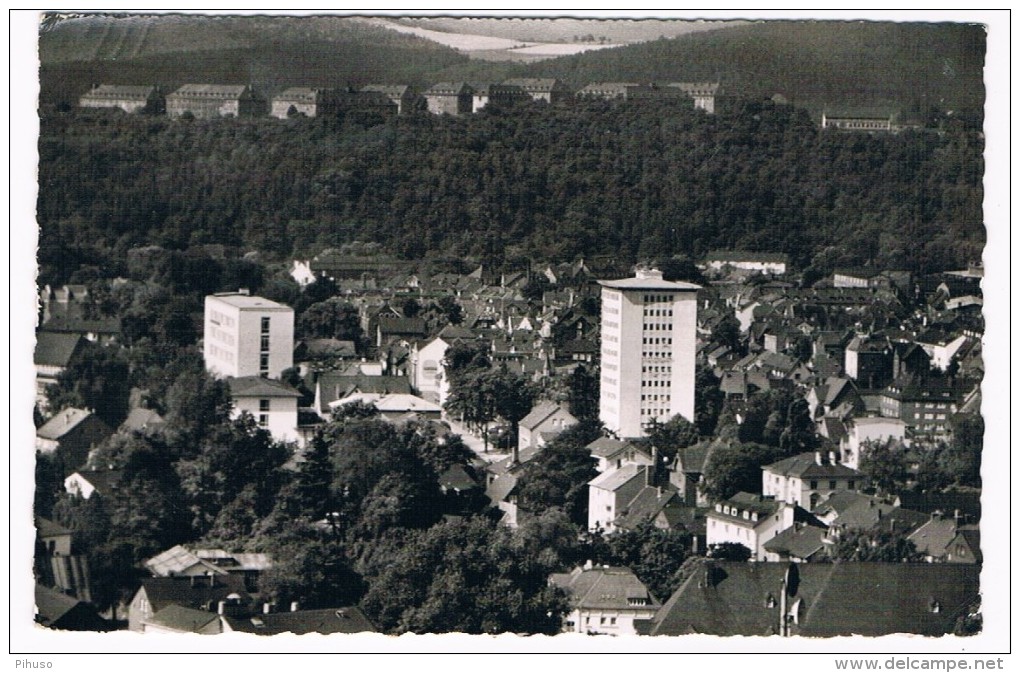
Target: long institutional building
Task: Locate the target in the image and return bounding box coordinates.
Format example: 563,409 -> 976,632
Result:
203,292 -> 294,379
599,268 -> 699,438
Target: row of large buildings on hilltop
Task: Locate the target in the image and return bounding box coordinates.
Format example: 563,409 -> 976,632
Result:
77,79 -> 720,119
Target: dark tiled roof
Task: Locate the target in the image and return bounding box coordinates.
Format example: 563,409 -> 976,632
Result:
138,574 -> 249,614
550,566 -> 659,610
147,604 -> 221,633
34,332 -> 85,368
227,376 -> 301,398
37,408 -> 102,441
68,469 -> 122,494
36,516 -> 71,539
763,523 -> 827,559
119,407 -> 164,432
646,561 -> 980,637
224,606 -> 377,635
765,453 -> 864,480
519,401 -> 574,431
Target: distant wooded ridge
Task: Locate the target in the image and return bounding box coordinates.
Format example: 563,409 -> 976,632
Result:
38,16 -> 985,120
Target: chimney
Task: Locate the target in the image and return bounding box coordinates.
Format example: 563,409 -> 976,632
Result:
828,451 -> 838,465
583,559 -> 593,571
815,451 -> 824,466
511,441 -> 519,465
217,600 -> 226,616
290,601 -> 300,612
263,602 -> 272,615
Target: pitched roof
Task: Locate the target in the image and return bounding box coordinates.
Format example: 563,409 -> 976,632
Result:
550,566 -> 659,610
316,373 -> 411,412
40,316 -> 122,335
519,401 -> 574,431
646,561 -> 981,637
119,407 -> 164,432
37,408 -> 100,441
614,487 -> 683,531
332,392 -> 440,414
81,84 -> 158,99
137,575 -> 249,614
908,516 -> 964,558
704,251 -> 788,264
144,545 -> 225,578
66,469 -> 122,493
377,316 -> 427,335
146,604 -> 221,633
764,452 -> 864,480
34,332 -> 84,368
588,463 -> 644,491
224,606 -> 377,635
586,436 -> 630,459
227,376 -> 302,398
425,82 -> 472,95
35,584 -> 107,630
36,516 -> 71,539
762,523 -> 827,559
169,84 -> 250,98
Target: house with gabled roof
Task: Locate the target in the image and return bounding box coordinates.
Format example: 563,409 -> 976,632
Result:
908,513 -> 981,564
127,574 -> 249,633
705,492 -> 795,561
502,78 -> 572,104
166,84 -> 261,119
34,332 -> 85,409
227,376 -> 302,444
586,437 -> 653,474
313,372 -> 411,417
762,521 -> 828,563
37,408 -> 113,475
518,401 -> 577,452
549,563 -> 660,635
361,84 -> 416,114
79,84 -> 163,114
763,451 -> 866,509
64,469 -> 122,500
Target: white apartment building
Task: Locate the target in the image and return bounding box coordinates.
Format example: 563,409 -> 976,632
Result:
204,293 -> 294,379
598,268 -> 699,438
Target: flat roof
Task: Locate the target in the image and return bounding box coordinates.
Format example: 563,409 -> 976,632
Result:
206,293 -> 292,311
598,277 -> 701,291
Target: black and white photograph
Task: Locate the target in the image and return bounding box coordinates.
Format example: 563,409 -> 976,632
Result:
10,8 -> 1010,663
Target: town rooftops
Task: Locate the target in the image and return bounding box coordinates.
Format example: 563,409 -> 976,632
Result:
34,332 -> 84,368
36,516 -> 71,539
145,545 -> 224,577
274,87 -> 327,101
502,78 -> 565,91
227,376 -> 302,398
642,561 -> 980,637
361,84 -> 410,96
764,452 -> 864,480
550,565 -> 659,609
224,606 -> 377,635
762,523 -> 826,559
331,392 -> 441,415
598,268 -> 700,292
119,407 -> 165,433
207,293 -> 291,310
588,463 -> 644,492
586,436 -> 631,458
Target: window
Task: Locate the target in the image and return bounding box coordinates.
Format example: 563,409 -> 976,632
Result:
809,480 -> 818,490
829,480 -> 837,490
259,399 -> 270,412
610,617 -> 616,625
261,317 -> 271,333
260,334 -> 270,352
260,354 -> 270,370
848,480 -> 855,490
258,414 -> 269,427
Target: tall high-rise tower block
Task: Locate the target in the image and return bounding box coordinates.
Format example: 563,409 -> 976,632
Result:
598,268 -> 699,438
204,293 -> 294,379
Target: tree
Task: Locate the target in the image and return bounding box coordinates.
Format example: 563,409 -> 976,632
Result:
46,342 -> 130,427
297,297 -> 364,343
701,441 -> 782,502
515,419 -> 602,526
694,367 -> 725,436
258,525 -> 366,609
162,364 -> 232,450
941,415 -> 983,487
706,542 -> 753,562
490,370 -> 537,447
859,439 -> 911,493
176,415 -> 290,537
829,529 -> 923,562
646,414 -> 700,463
711,315 -> 742,352
400,297 -> 422,318
602,521 -> 693,601
360,517 -> 568,634
779,398 -> 819,454
567,364 -> 600,421
434,295 -> 463,326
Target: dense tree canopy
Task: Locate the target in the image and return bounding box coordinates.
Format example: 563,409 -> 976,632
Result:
37,99 -> 983,287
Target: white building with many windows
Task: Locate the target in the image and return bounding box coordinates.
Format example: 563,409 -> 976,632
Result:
598,268 -> 699,438
204,293 -> 294,379
226,376 -> 302,445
